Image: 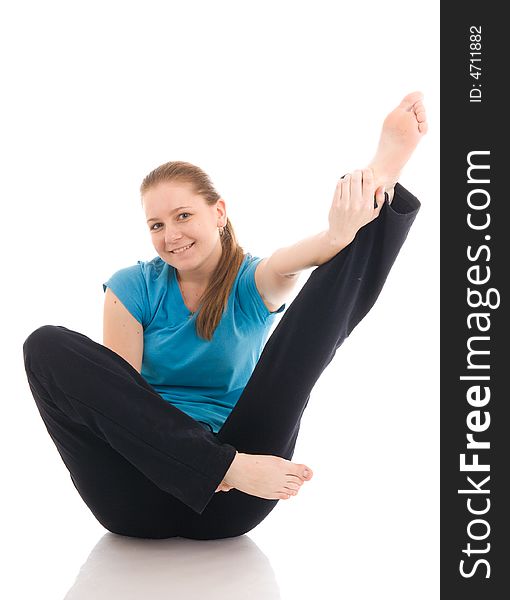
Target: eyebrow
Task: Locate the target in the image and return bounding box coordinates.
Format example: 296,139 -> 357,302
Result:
146,206 -> 193,223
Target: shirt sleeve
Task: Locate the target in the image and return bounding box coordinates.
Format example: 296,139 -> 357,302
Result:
102,262 -> 150,327
237,255 -> 286,323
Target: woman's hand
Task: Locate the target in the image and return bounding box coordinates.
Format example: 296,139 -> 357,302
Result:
327,168 -> 386,247
247,168 -> 387,277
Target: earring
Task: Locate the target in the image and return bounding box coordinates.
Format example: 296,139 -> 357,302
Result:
218,226 -> 225,236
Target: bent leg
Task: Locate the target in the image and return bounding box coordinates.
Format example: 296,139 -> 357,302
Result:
23,325 -> 237,516
217,183 -> 420,457
35,392 -> 185,538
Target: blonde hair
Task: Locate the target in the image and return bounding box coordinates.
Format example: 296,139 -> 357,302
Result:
140,161 -> 245,341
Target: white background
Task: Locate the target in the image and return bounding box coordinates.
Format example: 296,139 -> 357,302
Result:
1,1 -> 439,598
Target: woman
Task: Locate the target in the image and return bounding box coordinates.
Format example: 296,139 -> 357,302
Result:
23,92 -> 427,540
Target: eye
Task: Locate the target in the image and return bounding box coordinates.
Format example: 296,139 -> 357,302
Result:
150,213 -> 191,232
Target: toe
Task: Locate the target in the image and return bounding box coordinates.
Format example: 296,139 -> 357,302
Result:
416,110 -> 427,123
400,91 -> 424,111
413,100 -> 424,112
286,474 -> 304,486
418,121 -> 429,134
284,481 -> 300,492
301,465 -> 313,480
289,464 -> 313,480
277,492 -> 292,500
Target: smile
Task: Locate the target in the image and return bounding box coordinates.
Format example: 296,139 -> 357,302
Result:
171,242 -> 195,254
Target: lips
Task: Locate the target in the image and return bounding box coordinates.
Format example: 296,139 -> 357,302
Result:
170,242 -> 195,254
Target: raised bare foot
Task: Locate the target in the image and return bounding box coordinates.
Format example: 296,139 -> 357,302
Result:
215,452 -> 313,500
367,91 -> 428,203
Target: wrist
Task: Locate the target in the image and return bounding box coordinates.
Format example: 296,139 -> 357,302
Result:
319,230 -> 351,263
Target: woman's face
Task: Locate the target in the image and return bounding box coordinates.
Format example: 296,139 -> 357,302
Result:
142,181 -> 226,276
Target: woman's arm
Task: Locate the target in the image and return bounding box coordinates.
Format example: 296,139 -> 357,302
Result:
264,229 -> 348,276
254,232 -> 345,312
254,231 -> 347,312
255,169 -> 385,310
103,288 -> 144,373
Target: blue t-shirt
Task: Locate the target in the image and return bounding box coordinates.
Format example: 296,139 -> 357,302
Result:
102,253 -> 285,433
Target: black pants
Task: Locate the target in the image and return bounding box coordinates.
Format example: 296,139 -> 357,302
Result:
23,184 -> 420,540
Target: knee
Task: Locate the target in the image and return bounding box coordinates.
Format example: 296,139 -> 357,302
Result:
23,325 -> 64,370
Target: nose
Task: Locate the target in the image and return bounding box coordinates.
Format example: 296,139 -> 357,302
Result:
164,227 -> 183,247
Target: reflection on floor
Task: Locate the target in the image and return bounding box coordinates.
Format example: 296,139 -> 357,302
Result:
64,533 -> 281,600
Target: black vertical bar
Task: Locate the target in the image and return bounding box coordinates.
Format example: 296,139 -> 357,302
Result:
441,1 -> 508,597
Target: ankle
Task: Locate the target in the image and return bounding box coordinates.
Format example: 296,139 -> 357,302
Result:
224,451 -> 241,485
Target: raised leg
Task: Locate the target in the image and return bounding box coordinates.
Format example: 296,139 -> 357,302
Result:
217,183 -> 420,457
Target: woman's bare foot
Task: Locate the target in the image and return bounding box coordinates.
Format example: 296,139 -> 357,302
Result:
367,91 -> 428,203
215,452 -> 313,500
